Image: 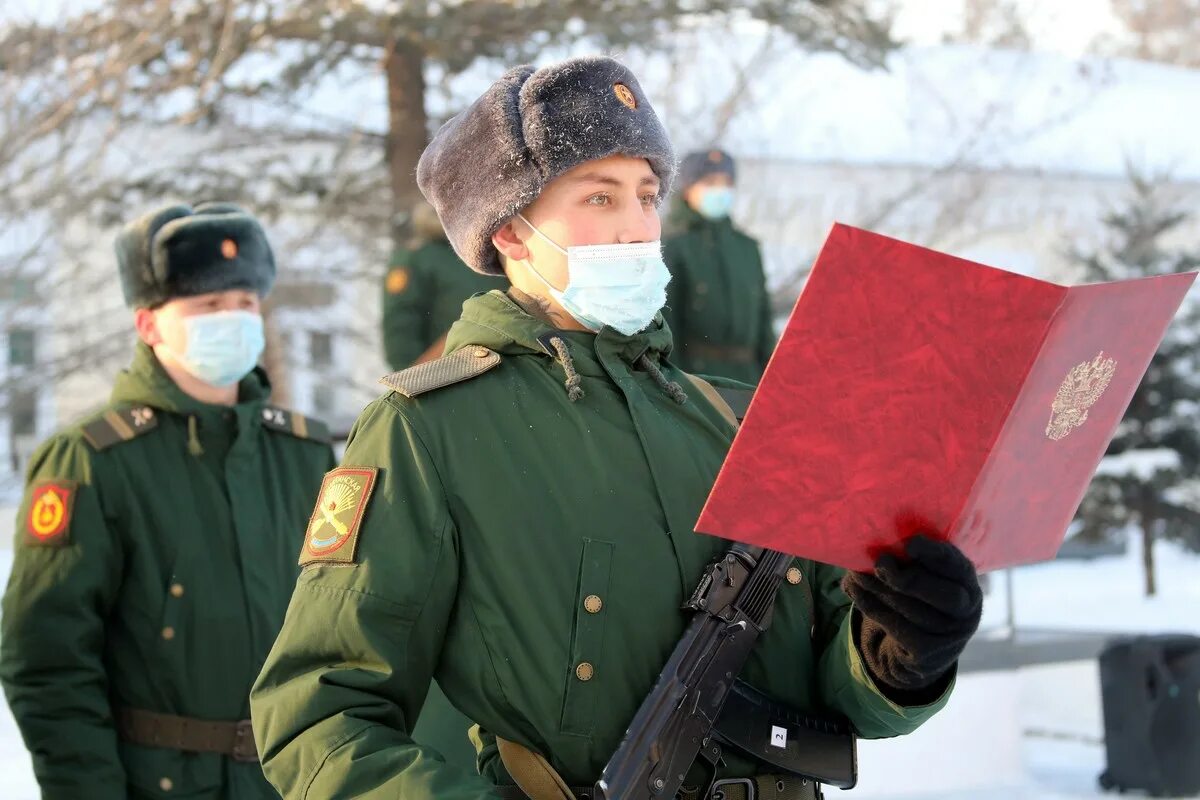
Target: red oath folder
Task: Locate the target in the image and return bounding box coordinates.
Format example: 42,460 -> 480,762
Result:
696,224 -> 1196,572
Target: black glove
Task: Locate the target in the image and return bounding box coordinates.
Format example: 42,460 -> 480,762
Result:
841,535 -> 982,697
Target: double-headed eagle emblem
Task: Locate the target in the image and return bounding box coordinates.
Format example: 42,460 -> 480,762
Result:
1046,352 -> 1117,441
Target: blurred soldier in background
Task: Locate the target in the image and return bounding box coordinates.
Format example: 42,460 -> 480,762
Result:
382,200 -> 507,369
0,203 -> 335,799
663,149 -> 776,383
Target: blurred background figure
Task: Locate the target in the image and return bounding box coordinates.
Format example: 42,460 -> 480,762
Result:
663,149 -> 775,383
382,201 -> 507,370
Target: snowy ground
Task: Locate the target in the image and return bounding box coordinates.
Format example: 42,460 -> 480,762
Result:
0,534 -> 1197,799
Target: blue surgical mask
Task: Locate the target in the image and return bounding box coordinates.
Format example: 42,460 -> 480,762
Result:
517,213 -> 671,336
168,310 -> 265,387
697,186 -> 735,220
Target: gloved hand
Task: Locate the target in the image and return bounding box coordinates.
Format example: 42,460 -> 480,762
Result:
841,535 -> 982,695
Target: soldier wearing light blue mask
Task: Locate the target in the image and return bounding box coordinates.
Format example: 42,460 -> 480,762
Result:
0,202 -> 340,800
662,149 -> 777,383
249,56 -> 964,800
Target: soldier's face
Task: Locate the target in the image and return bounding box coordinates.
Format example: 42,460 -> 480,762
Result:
493,155 -> 661,327
135,289 -> 262,352
684,172 -> 734,211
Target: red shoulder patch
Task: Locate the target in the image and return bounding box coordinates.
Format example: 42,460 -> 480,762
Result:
26,479 -> 79,546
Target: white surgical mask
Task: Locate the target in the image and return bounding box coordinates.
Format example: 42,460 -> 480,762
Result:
517,213 -> 671,336
165,310 -> 265,387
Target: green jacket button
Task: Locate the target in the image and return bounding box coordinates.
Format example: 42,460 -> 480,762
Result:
159,777 -> 174,791
169,583 -> 185,598
575,662 -> 594,682
162,627 -> 176,641
583,595 -> 603,614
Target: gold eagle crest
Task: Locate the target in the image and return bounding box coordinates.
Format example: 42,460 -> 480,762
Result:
1046,352 -> 1117,441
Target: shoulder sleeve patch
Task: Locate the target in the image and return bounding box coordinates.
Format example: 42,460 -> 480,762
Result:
380,346 -> 500,399
24,478 -> 80,547
81,406 -> 159,451
299,467 -> 379,567
261,406 -> 332,444
386,266 -> 411,295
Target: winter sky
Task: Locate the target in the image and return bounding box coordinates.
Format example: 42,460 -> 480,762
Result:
890,0 -> 1127,57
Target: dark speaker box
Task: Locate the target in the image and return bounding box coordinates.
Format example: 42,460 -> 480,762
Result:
1098,634 -> 1200,797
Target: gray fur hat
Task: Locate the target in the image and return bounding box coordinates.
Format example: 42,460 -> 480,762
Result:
417,55 -> 677,275
678,148 -> 737,191
115,202 -> 276,308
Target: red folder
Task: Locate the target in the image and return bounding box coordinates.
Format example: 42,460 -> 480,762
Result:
696,224 -> 1196,572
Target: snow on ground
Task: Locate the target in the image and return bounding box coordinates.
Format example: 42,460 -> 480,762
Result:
980,537 -> 1200,635
0,523 -> 1196,798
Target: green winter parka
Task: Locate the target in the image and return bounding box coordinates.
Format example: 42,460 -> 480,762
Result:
251,291 -> 952,799
0,342 -> 335,800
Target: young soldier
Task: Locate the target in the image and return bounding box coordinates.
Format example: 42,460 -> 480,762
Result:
252,57 -> 982,800
382,200 -> 508,369
662,149 -> 776,383
0,203 -> 335,800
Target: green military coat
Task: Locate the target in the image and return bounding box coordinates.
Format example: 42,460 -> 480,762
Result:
0,342 -> 335,800
662,201 -> 776,383
251,291 -> 952,799
381,237 -> 508,370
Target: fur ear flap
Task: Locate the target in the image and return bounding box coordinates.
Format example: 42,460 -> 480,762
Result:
115,204 -> 193,307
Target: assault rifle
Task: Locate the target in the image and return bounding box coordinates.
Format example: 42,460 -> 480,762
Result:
595,544 -> 857,800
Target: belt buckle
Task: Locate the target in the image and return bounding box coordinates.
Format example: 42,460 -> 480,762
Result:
710,778 -> 755,800
232,719 -> 258,763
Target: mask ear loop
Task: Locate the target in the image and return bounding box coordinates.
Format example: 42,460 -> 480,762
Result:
515,213 -> 569,292
515,213 -> 568,255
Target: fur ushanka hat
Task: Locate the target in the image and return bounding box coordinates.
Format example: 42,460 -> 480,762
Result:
115,202 -> 276,308
678,148 -> 737,191
416,55 -> 677,275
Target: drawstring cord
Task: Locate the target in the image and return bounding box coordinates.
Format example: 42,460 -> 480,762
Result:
186,415 -> 205,457
637,353 -> 688,405
548,336 -> 585,403
542,331 -> 685,406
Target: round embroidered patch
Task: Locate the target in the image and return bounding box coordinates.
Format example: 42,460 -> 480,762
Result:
613,83 -> 637,110
386,267 -> 410,295
28,481 -> 77,542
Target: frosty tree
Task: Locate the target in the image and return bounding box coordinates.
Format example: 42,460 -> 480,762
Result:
0,0 -> 893,245
0,0 -> 895,426
1072,170 -> 1200,596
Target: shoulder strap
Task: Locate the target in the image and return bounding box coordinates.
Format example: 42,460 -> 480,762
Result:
683,374 -> 752,428
380,346 -> 501,399
81,406 -> 160,451
260,406 -> 331,444
495,737 -> 575,800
